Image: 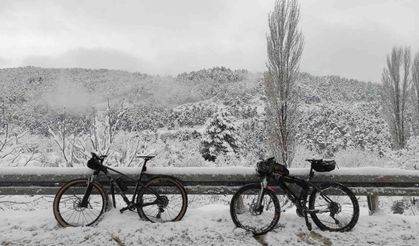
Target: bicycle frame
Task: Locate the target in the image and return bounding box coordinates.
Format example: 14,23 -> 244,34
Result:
260,166 -> 334,214
231,159 -> 359,233
80,158 -> 162,212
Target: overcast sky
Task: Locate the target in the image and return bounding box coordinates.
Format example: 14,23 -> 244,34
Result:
0,0 -> 418,82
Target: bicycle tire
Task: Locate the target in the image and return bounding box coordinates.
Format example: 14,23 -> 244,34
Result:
230,183 -> 280,235
53,179 -> 108,227
309,182 -> 359,232
137,176 -> 188,222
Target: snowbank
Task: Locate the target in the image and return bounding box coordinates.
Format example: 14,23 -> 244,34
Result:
1,166 -> 419,177
0,202 -> 418,246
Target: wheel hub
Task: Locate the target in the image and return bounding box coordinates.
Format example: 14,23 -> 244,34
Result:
329,201 -> 341,215
249,200 -> 264,215
74,198 -> 86,212
157,196 -> 169,208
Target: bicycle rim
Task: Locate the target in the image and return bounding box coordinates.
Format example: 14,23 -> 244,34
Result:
309,183 -> 359,231
230,184 -> 280,235
53,179 -> 107,227
137,176 -> 188,222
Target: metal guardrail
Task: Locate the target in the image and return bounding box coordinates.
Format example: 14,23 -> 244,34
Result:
1,167 -> 419,213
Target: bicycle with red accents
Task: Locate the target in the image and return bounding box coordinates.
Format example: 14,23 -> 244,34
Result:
230,157 -> 359,235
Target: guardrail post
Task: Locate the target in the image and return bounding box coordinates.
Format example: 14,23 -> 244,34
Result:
367,193 -> 379,215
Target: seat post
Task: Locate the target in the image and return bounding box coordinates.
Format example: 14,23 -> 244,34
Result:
138,158 -> 149,181
142,159 -> 149,171
308,166 -> 315,181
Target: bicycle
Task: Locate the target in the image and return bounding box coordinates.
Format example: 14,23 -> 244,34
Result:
230,157 -> 359,235
53,153 -> 188,227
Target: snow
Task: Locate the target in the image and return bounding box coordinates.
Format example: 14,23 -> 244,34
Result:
0,199 -> 418,246
290,167 -> 419,177
1,166 -> 419,177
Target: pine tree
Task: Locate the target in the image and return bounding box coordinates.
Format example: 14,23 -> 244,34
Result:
200,110 -> 239,161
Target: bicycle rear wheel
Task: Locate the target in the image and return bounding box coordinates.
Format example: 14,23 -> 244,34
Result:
230,183 -> 280,235
53,179 -> 108,227
309,183 -> 359,232
137,176 -> 188,222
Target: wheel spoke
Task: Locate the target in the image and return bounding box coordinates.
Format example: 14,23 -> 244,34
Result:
230,185 -> 279,235
310,184 -> 359,231
137,177 -> 187,223
54,180 -> 106,227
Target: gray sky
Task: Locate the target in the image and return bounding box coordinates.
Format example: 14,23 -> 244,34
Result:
0,0 -> 418,82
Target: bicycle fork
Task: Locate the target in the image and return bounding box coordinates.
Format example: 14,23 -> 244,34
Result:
255,178 -> 268,214
80,174 -> 96,208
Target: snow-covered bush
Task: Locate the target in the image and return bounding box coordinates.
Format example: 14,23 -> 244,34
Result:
291,145 -> 319,168
238,118 -> 268,160
200,110 -> 240,161
0,126 -> 43,167
297,102 -> 390,157
333,148 -> 392,168
119,104 -> 169,131
176,67 -> 247,84
167,105 -> 214,129
386,136 -> 419,170
391,198 -> 419,215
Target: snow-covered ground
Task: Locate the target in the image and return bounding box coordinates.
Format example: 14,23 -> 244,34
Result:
0,196 -> 418,246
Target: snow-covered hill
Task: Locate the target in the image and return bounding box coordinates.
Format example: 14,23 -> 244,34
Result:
0,66 -> 389,163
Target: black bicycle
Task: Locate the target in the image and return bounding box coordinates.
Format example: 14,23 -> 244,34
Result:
230,158 -> 359,235
53,153 -> 188,227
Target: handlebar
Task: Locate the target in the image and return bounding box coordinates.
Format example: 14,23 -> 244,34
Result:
91,152 -> 107,161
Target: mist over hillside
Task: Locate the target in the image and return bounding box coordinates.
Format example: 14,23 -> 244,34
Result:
0,66 -> 402,169
0,66 -> 381,110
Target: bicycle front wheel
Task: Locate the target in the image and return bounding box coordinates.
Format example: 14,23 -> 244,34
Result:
137,176 -> 188,222
230,183 -> 280,235
309,183 -> 359,232
53,179 -> 108,227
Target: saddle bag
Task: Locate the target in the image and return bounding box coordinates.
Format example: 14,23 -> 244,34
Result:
311,159 -> 336,172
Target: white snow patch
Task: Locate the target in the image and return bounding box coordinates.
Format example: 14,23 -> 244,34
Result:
1,167 -> 419,177
0,201 -> 418,246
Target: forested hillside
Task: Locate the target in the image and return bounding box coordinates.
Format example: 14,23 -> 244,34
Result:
1,66 -> 414,169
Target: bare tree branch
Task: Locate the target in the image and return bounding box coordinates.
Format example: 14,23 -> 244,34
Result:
0,124 -> 9,153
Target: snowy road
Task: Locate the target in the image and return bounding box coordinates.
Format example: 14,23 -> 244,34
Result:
1,201 -> 418,246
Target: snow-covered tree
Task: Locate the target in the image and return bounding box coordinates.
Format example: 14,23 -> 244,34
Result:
381,47 -> 411,149
297,102 -> 390,157
411,51 -> 419,136
200,110 -> 239,161
264,0 -> 304,167
239,118 -> 268,159
87,100 -> 127,156
47,109 -> 90,167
